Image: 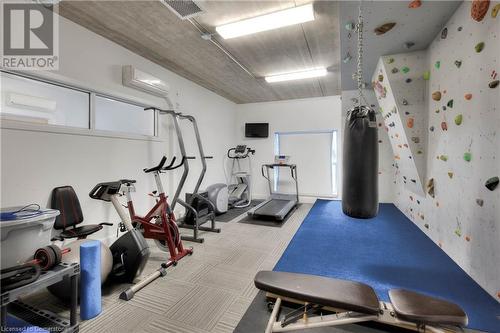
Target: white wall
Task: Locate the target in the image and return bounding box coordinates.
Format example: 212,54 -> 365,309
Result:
235,96 -> 342,203
0,14 -> 237,244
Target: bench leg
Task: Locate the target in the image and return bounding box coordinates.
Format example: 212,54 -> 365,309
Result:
266,297 -> 281,333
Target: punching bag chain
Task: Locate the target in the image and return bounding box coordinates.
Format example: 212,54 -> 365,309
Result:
356,1 -> 368,109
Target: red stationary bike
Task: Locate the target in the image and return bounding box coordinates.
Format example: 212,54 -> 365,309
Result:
90,156 -> 192,300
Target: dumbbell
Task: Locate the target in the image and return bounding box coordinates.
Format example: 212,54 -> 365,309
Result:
29,245 -> 71,270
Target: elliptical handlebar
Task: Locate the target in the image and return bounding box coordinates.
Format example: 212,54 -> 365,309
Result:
227,146 -> 255,159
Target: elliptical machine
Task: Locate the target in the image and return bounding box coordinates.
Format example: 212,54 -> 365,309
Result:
226,145 -> 255,208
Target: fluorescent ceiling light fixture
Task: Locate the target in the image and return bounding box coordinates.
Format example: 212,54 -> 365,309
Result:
216,3 -> 315,39
265,68 -> 327,83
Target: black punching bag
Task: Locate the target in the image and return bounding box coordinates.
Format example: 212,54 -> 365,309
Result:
342,105 -> 379,218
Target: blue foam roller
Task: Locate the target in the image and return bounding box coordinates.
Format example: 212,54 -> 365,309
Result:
80,240 -> 102,320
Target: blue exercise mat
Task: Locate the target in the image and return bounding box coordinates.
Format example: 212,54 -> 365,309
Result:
274,200 -> 500,332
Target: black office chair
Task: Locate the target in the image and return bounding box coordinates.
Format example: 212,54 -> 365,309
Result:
50,186 -> 112,241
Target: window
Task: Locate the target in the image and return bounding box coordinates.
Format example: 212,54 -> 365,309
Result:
1,71 -> 90,128
0,71 -> 157,139
95,96 -> 155,136
274,130 -> 338,197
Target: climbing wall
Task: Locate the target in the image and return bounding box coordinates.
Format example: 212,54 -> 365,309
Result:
341,89 -> 396,203
372,51 -> 428,196
373,1 -> 500,300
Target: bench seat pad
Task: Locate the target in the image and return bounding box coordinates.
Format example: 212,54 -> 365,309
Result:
389,289 -> 468,327
254,271 -> 380,315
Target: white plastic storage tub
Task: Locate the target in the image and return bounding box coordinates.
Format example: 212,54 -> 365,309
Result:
0,207 -> 59,269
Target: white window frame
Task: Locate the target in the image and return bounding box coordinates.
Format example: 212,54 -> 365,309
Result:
274,129 -> 338,197
0,70 -> 161,142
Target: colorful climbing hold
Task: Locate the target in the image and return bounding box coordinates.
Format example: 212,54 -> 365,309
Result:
405,78 -> 412,83
464,93 -> 472,100
454,228 -> 462,237
441,121 -> 448,131
476,199 -> 484,207
457,26 -> 463,31
485,176 -> 499,191
463,152 -> 472,162
378,74 -> 384,82
424,224 -> 429,229
440,155 -> 448,161
454,60 -> 462,68
408,0 -> 422,9
435,61 -> 441,69
454,114 -> 463,125
375,22 -> 396,35
402,99 -> 409,105
471,0 -> 490,22
475,42 -> 485,53
426,178 -> 435,198
448,172 -> 453,179
374,81 -> 386,97
387,57 -> 395,64
441,28 -> 447,39
465,236 -> 471,242
423,71 -> 430,80
430,126 -> 435,132
432,91 -> 441,101
411,137 -> 420,143
447,100 -> 453,108
391,67 -> 399,74
404,42 -> 415,49
402,66 -> 410,74
489,80 -> 499,88
492,3 -> 500,18
407,117 -> 414,128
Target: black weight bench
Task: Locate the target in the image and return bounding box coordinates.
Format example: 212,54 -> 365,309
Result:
255,271 -> 468,333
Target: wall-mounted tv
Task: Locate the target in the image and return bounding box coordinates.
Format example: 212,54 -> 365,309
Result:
245,123 -> 269,138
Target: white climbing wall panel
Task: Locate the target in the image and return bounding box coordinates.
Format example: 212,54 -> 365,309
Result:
372,51 -> 428,196
372,1 -> 500,300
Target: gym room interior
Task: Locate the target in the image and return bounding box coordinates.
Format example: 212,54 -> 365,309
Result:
0,0 -> 499,332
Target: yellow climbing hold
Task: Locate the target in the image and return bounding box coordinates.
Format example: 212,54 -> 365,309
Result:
492,3 -> 500,18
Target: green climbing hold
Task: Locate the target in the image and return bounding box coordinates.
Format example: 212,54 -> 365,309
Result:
485,176 -> 499,191
447,99 -> 454,108
454,114 -> 463,125
435,61 -> 440,69
475,42 -> 485,53
455,228 -> 462,237
423,71 -> 430,80
463,152 -> 472,162
402,66 -> 410,74
440,155 -> 448,161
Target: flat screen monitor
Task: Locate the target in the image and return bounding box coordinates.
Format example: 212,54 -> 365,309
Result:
245,123 -> 269,138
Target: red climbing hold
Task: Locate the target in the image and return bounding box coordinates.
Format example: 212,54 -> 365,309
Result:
441,121 -> 448,131
471,0 -> 490,22
408,0 -> 422,9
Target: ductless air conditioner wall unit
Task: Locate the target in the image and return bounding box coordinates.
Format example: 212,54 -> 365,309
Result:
122,65 -> 169,97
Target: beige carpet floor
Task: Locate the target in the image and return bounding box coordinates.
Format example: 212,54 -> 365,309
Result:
20,204 -> 313,333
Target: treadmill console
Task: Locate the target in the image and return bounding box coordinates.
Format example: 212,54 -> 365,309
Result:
235,145 -> 247,154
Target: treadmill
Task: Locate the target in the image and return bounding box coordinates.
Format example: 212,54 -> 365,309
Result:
247,163 -> 298,221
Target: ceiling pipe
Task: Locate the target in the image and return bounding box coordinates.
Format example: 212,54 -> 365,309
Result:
187,18 -> 255,78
